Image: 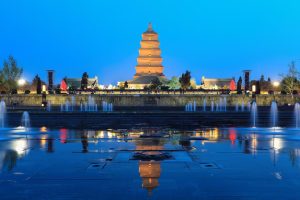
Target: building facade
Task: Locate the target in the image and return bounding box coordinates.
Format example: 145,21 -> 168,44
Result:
128,23 -> 166,89
201,77 -> 236,90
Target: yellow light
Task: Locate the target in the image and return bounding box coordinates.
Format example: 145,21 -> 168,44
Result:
40,126 -> 47,132
42,85 -> 47,92
40,135 -> 47,147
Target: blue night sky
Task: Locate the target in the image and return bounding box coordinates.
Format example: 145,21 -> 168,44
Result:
0,0 -> 300,85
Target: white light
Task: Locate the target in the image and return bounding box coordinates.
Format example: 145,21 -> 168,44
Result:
273,81 -> 280,87
252,85 -> 256,92
18,79 -> 26,86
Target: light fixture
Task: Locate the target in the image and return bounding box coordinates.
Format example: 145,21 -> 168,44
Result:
273,81 -> 280,87
18,78 -> 26,86
42,85 -> 47,92
252,85 -> 256,92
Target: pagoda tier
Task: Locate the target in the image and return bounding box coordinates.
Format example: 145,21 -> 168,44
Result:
134,23 -> 165,78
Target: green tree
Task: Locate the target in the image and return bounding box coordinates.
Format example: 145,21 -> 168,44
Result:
280,61 -> 299,95
167,76 -> 180,89
179,71 -> 191,90
0,56 -> 23,92
149,77 -> 162,90
81,72 -> 88,90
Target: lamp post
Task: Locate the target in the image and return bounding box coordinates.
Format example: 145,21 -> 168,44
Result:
42,85 -> 47,108
17,79 -> 26,86
17,78 -> 26,93
272,81 -> 280,101
252,84 -> 256,100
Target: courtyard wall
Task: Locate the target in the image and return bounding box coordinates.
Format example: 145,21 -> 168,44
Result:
0,94 -> 298,106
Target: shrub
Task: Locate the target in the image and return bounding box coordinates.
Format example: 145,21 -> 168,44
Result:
11,89 -> 17,94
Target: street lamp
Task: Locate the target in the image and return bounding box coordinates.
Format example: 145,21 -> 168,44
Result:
272,81 -> 280,101
273,81 -> 280,88
42,85 -> 47,93
252,85 -> 256,93
18,78 -> 26,86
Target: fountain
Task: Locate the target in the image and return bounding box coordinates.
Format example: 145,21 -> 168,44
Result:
78,96 -> 98,112
224,97 -> 227,112
87,96 -> 97,112
203,98 -> 206,112
211,101 -> 214,112
219,98 -> 223,111
218,96 -> 227,112
46,101 -> 51,112
235,103 -> 239,112
61,100 -> 70,112
295,103 -> 300,128
270,101 -> 278,128
247,102 -> 251,111
241,101 -> 245,112
0,100 -> 6,128
80,103 -> 83,112
103,101 -> 113,112
21,111 -> 30,129
216,103 -> 219,112
71,96 -> 76,111
251,101 -> 257,127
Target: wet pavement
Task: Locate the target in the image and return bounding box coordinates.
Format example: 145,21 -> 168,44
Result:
1,127 -> 300,199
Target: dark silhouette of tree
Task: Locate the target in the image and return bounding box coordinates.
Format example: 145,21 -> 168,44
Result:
124,81 -> 128,89
237,76 -> 242,94
260,75 -> 265,83
81,72 -> 89,90
31,75 -> 45,94
179,71 -> 191,90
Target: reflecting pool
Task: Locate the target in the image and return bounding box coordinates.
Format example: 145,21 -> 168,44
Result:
1,127 -> 300,199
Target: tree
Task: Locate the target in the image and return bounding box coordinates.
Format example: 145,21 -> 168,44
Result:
280,61 -> 299,95
179,71 -> 191,90
32,75 -> 42,94
0,56 -> 23,92
167,76 -> 180,89
81,72 -> 89,90
237,76 -> 242,94
149,77 -> 162,90
124,81 -> 128,89
260,75 -> 265,83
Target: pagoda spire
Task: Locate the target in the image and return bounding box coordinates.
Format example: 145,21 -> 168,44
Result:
147,22 -> 153,32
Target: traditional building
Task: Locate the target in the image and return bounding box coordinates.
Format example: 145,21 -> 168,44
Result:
201,77 -> 236,90
60,77 -> 99,91
128,23 -> 166,89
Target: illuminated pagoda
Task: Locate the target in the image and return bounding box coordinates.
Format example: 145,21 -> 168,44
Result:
128,23 -> 166,89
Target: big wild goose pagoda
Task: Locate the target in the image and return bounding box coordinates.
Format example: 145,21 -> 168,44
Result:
127,23 -> 166,89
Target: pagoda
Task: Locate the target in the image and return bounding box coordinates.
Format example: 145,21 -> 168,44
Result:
134,23 -> 165,78
128,23 -> 166,89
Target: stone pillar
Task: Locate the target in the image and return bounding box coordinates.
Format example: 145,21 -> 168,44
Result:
243,70 -> 251,93
47,70 -> 55,93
